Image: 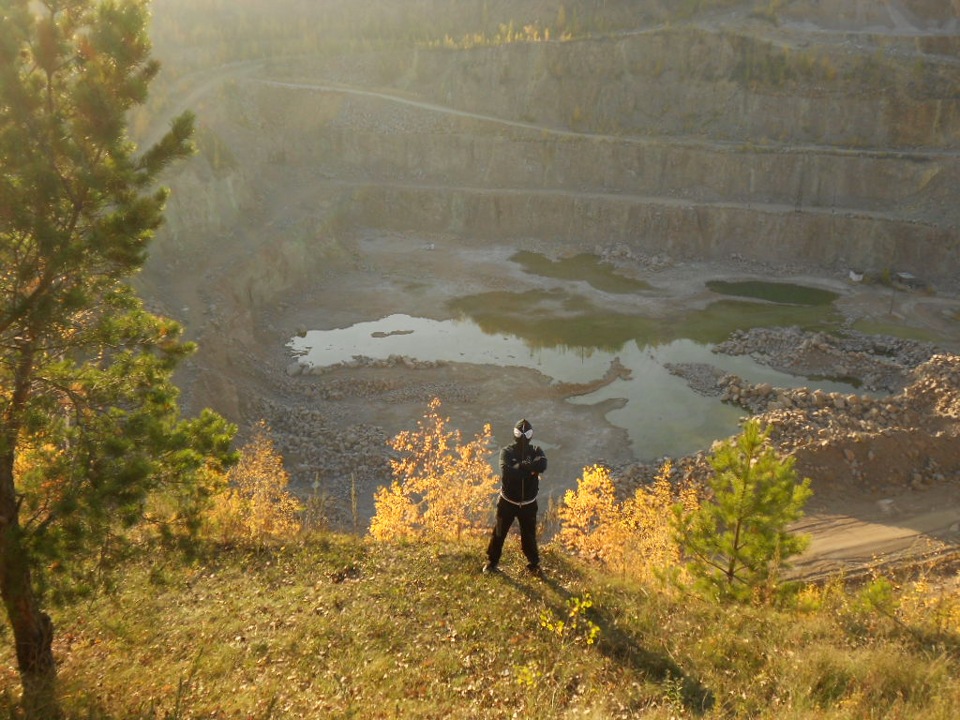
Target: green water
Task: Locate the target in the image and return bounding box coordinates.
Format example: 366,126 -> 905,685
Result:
851,318 -> 941,343
706,280 -> 839,306
511,251 -> 652,294
456,255 -> 842,351
448,293 -> 843,353
681,299 -> 843,344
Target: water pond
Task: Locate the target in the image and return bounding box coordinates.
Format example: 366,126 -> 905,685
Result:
289,254 -> 862,461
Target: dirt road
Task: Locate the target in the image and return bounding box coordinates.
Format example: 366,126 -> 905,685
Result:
792,484 -> 960,580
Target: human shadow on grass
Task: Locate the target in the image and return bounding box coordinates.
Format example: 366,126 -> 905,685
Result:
489,555 -> 715,715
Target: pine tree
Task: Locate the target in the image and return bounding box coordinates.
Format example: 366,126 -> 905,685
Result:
0,2 -> 234,713
672,419 -> 812,601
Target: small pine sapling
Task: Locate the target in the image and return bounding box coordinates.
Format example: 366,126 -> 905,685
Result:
673,419 -> 812,601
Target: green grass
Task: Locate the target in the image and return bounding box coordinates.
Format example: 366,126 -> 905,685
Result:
2,535 -> 959,719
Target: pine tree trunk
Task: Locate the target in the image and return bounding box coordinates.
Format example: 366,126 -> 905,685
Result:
0,454 -> 59,718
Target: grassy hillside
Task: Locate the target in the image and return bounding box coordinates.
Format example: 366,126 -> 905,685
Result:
2,534 -> 958,719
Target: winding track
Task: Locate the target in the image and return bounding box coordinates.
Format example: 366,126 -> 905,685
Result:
142,58 -> 959,237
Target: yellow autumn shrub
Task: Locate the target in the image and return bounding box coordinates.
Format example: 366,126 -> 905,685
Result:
206,420 -> 301,546
894,574 -> 960,637
621,461 -> 700,583
557,461 -> 699,582
369,481 -> 420,543
369,398 -> 498,542
555,464 -> 624,565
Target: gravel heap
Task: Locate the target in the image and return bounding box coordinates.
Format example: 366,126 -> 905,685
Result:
617,330 -> 960,501
715,326 -> 938,393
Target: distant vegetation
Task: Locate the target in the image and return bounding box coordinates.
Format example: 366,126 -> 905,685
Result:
146,0 -> 751,77
729,34 -> 840,90
423,21 -> 573,50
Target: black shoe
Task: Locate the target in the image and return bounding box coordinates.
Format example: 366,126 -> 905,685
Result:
526,563 -> 542,576
482,562 -> 499,574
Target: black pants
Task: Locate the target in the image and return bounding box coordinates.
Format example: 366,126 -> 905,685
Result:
486,497 -> 539,567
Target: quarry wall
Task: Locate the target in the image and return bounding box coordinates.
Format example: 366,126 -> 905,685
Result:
156,1 -> 960,292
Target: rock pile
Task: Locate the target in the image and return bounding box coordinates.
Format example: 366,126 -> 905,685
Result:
768,353 -> 960,495
247,392 -> 391,525
288,354 -> 448,377
715,327 -> 938,393
247,353 -> 482,524
617,347 -> 960,501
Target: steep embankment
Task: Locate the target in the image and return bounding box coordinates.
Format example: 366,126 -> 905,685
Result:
152,0 -> 960,300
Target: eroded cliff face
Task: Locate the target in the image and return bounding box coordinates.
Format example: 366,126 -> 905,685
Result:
153,0 -> 960,311
406,30 -> 960,148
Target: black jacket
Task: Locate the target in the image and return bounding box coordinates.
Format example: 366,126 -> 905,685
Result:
499,440 -> 547,504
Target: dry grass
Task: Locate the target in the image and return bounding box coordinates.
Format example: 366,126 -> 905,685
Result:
2,534 -> 959,719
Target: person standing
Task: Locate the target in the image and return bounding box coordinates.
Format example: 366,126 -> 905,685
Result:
483,419 -> 547,575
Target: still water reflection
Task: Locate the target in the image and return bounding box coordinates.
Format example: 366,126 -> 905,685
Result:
290,254 -> 860,460
288,310 -> 856,462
